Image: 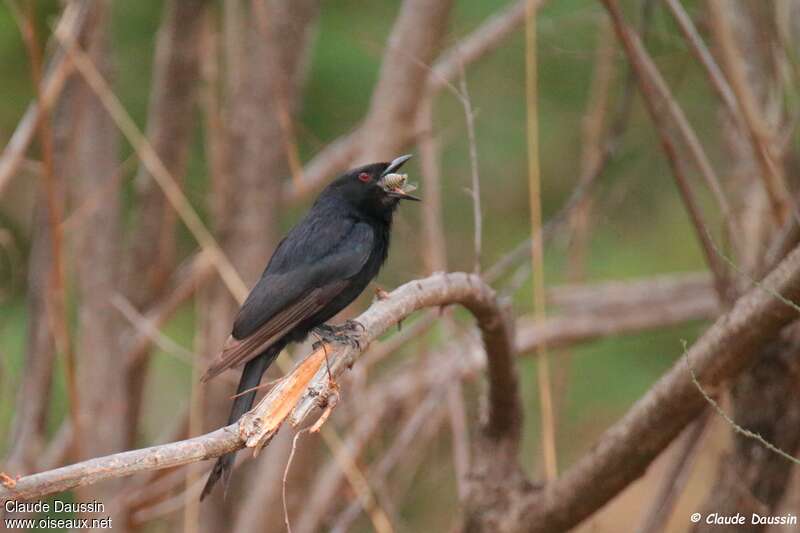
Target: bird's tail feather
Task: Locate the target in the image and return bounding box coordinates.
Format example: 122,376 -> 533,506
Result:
200,343 -> 284,501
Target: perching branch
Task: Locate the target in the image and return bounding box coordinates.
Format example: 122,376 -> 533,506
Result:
0,272 -> 517,503
245,272 -> 518,446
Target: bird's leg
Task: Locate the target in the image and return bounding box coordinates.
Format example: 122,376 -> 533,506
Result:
308,329 -> 336,383
321,340 -> 334,383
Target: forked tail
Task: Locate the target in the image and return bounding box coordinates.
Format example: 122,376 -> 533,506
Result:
200,343 -> 284,500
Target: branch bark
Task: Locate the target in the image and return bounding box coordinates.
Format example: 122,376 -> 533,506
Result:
67,3 -> 127,528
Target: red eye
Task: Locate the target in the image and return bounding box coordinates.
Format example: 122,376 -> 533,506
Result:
358,172 -> 371,183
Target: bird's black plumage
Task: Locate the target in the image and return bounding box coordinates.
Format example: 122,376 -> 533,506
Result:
200,155 -> 417,500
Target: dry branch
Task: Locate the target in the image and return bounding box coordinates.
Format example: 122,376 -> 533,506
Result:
0,428 -> 241,502
246,272 -> 518,446
547,272 -> 711,312
290,273 -> 721,531
0,272 -> 517,504
473,237 -> 800,532
517,289 -> 717,353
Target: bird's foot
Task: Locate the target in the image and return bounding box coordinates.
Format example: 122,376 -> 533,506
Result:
312,323 -> 362,350
313,324 -> 337,336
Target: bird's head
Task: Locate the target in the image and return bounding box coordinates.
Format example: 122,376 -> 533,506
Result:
325,154 -> 419,219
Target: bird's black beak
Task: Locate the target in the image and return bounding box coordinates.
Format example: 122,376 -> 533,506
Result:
380,154 -> 420,201
381,154 -> 413,177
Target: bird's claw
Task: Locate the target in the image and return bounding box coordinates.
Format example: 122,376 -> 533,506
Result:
343,319 -> 365,333
314,324 -> 337,336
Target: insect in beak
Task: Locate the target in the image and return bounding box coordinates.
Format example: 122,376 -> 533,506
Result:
379,155 -> 420,201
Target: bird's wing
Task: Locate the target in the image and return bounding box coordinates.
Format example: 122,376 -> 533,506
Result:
201,220 -> 373,382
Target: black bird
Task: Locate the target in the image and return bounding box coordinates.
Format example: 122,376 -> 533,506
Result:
200,154 -> 418,500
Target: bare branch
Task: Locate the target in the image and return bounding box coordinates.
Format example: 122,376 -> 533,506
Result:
458,70 -> 483,273
0,427 -> 241,502
548,272 -> 711,312
517,290 -> 717,354
249,272 -> 518,446
1,272 -> 518,506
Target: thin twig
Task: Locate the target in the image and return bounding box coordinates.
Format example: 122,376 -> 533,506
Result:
458,66 -> 482,273
283,429 -> 309,533
525,0 -> 558,481
112,294 -> 196,365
